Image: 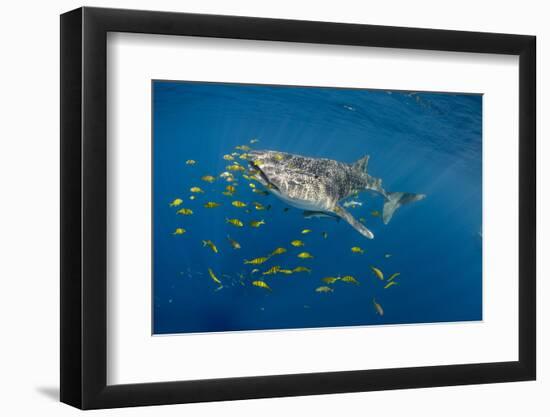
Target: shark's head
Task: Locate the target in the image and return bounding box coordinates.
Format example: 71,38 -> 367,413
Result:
246,150 -> 290,191
246,150 -> 336,212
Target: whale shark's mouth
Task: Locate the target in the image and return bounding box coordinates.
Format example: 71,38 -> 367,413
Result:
248,160 -> 280,193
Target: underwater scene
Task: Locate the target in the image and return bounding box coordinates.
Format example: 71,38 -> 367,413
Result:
153,80 -> 482,335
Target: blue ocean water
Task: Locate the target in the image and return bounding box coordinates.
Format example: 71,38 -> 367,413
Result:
152,81 -> 482,335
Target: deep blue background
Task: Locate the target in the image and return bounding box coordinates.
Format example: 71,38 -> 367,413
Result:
152,81 -> 482,334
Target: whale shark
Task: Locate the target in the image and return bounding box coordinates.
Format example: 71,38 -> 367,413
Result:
247,150 -> 426,239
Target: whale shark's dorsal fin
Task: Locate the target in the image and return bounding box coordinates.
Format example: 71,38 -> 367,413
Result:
352,155 -> 370,173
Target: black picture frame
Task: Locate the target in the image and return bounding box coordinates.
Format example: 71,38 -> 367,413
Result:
60,6 -> 536,410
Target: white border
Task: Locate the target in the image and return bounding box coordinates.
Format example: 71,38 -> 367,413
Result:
107,33 -> 518,385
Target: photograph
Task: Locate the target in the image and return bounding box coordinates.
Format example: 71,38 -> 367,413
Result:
152,81 -> 483,335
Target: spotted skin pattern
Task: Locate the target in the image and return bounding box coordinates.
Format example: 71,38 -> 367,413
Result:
248,150 -> 425,239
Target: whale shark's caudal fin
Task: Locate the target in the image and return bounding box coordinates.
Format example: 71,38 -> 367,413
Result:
382,192 -> 426,224
334,204 -> 374,239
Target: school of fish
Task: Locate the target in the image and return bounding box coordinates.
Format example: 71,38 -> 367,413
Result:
168,139 -> 410,318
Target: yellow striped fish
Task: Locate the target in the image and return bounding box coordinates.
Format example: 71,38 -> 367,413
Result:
387,272 -> 401,282
244,256 -> 270,265
373,298 -> 384,315
252,280 -> 271,291
370,266 -> 384,281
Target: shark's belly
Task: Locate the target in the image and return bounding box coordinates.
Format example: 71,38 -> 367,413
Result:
270,188 -> 335,212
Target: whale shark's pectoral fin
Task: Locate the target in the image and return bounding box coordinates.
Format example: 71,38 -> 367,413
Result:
333,204 -> 374,239
302,211 -> 341,221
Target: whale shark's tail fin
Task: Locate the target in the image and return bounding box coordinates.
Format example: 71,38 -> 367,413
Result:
383,192 -> 426,224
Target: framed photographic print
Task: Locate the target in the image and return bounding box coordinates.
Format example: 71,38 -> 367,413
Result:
60,6 -> 536,410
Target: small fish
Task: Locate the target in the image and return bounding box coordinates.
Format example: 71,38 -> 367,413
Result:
291,240 -> 305,247
322,277 -> 340,284
235,145 -> 251,152
297,252 -> 314,259
223,154 -> 234,161
387,272 -> 401,282
270,247 -> 287,256
202,240 -> 218,253
208,268 -> 222,287
251,268 -> 260,274
293,266 -> 311,273
252,189 -> 269,196
227,235 -> 241,249
225,185 -> 236,193
252,280 -> 271,291
301,229 -> 312,234
201,175 -> 216,183
244,256 -> 270,265
226,218 -> 244,227
249,182 -> 256,189
315,286 -> 334,293
169,198 -> 183,207
250,138 -> 260,144
341,275 -> 360,285
189,195 -> 196,200
263,266 -> 281,275
370,266 -> 384,281
351,246 -> 365,254
384,281 -> 398,289
322,232 -> 328,239
232,201 -> 247,208
172,228 -> 186,235
343,200 -> 363,208
239,153 -> 250,160
384,253 -> 392,259
242,174 -> 253,180
220,174 -> 235,182
231,152 -> 239,157
373,298 -> 384,316
190,187 -> 204,193
371,210 -> 381,218
253,202 -> 267,210
204,201 -> 221,208
250,220 -> 265,228
279,269 -> 293,275
185,159 -> 196,165
222,191 -> 234,197
176,208 -> 193,215
226,164 -> 245,172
